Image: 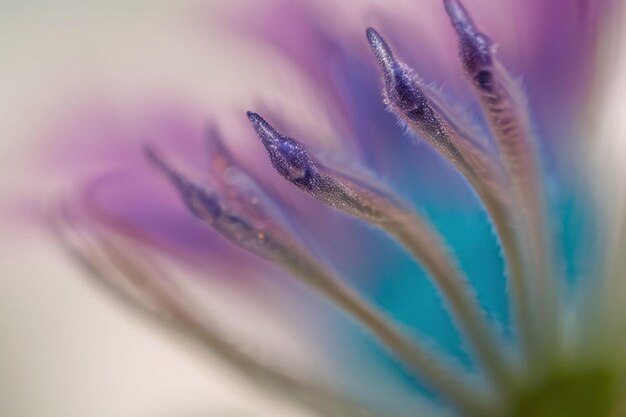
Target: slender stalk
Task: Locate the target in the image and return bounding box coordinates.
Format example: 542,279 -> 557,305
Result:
280,250 -> 495,416
366,27 -> 537,364
381,212 -> 515,389
49,210 -> 394,417
443,0 -> 559,364
247,111 -> 514,391
145,148 -> 496,414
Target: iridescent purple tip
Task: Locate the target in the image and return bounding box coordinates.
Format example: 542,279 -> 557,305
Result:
145,144 -> 290,262
366,29 -> 444,137
366,27 -> 397,78
144,145 -> 222,221
443,0 -> 475,34
443,0 -> 492,77
366,27 -> 416,106
246,111 -> 320,191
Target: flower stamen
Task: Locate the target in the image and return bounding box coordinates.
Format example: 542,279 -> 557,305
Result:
444,0 -> 559,364
47,205 -> 401,417
248,111 -> 516,391
145,144 -> 491,414
367,27 -> 535,364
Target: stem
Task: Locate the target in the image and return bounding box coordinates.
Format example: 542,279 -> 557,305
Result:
283,253 -> 497,416
382,212 -> 515,390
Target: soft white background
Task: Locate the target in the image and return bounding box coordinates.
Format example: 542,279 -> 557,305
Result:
0,2 -> 312,416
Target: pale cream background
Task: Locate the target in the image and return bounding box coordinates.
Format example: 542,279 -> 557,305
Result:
0,1 -> 314,416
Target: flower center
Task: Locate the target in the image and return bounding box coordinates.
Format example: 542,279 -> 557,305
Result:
510,365 -> 619,417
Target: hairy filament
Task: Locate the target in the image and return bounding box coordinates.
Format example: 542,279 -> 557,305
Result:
47,208 -> 396,417
366,27 -> 535,364
247,111 -> 514,391
443,0 -> 558,362
145,146 -> 492,414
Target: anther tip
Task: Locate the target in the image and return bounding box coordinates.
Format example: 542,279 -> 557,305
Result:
143,142 -> 156,157
366,27 -> 396,73
246,111 -> 282,148
144,144 -> 176,178
365,27 -> 379,44
246,111 -> 267,131
143,144 -> 193,195
443,0 -> 469,25
443,0 -> 461,13
143,143 -> 165,170
442,0 -> 492,73
246,110 -> 267,130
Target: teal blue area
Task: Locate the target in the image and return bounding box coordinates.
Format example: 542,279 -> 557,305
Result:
324,168 -> 597,404
552,185 -> 599,286
327,174 -> 511,398
308,97 -> 599,403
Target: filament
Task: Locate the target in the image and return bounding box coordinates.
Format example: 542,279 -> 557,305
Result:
366,27 -> 535,364
248,111 -> 515,391
444,0 -> 559,364
145,145 -> 494,414
47,204 -> 400,417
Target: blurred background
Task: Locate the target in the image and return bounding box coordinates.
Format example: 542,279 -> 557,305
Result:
0,1 -> 314,416
2,1 -> 626,417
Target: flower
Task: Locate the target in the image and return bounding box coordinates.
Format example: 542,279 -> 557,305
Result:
39,0 -> 626,416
